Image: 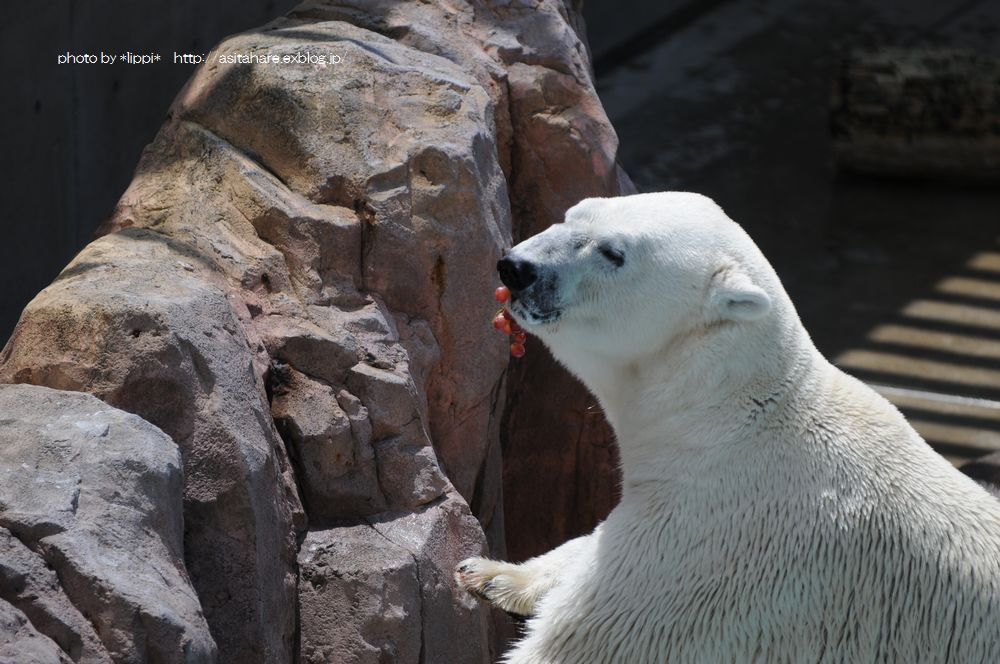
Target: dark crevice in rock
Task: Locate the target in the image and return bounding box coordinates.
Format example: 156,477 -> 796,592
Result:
266,359 -> 293,405
367,436 -> 392,519
358,201 -> 373,294
469,371 -> 506,543
0,528 -> 96,662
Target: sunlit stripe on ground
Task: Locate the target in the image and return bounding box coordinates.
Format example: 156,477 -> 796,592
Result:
935,276 -> 1000,302
870,383 -> 1000,422
866,325 -> 1000,361
837,350 -> 1000,392
906,420 -> 1000,454
838,252 -> 1000,468
901,299 -> 1000,331
967,252 -> 1000,274
942,454 -> 977,467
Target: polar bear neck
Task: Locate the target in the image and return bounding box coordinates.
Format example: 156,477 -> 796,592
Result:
572,298 -> 825,487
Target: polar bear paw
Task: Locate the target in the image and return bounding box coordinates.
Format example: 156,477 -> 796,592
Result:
455,557 -> 542,616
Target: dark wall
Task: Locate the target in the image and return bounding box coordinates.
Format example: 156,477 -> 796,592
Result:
582,0 -> 715,70
0,1 -> 300,344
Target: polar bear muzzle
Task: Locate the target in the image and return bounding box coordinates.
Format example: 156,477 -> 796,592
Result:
497,256 -> 538,292
497,253 -> 562,324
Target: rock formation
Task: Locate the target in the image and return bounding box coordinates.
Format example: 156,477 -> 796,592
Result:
0,1 -> 630,661
0,385 -> 215,663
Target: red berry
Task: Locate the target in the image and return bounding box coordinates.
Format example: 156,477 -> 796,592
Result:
495,286 -> 510,303
512,331 -> 526,344
510,342 -> 526,358
501,308 -> 513,321
492,314 -> 507,331
501,319 -> 513,335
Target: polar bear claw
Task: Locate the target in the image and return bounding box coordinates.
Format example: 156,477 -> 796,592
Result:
455,557 -> 546,616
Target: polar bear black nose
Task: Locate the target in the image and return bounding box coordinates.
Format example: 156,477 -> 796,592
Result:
497,256 -> 538,292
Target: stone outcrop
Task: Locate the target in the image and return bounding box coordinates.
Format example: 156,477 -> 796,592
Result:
0,600 -> 71,664
0,384 -> 215,663
286,0 -> 633,562
0,1 -> 630,661
298,495 -> 492,664
0,230 -> 302,661
0,529 -> 108,663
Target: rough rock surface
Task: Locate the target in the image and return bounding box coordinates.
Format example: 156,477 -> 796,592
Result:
0,0 -> 629,661
0,231 -> 301,662
0,600 -> 70,664
291,0 -> 633,563
272,367 -> 386,519
0,384 -> 215,663
299,495 -> 491,664
0,529 -> 108,663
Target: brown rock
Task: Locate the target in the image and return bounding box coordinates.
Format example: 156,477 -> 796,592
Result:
2,2 -> 630,661
101,12 -> 515,551
249,201 -> 363,300
346,363 -> 421,441
259,314 -> 361,385
288,0 -> 633,561
0,235 -> 300,662
298,494 -> 496,664
297,524 -> 422,664
272,368 -> 386,519
368,495 -> 498,664
0,600 -> 70,664
0,528 -> 110,663
4,11 -> 516,658
155,5 -> 508,529
0,384 -> 215,663
373,437 -> 449,509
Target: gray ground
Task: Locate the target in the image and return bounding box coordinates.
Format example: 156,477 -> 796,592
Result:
595,0 -> 1000,465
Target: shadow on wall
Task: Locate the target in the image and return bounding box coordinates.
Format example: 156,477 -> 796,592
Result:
0,0 -> 300,345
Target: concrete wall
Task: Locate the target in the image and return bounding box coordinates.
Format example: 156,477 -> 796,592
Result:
0,0 -> 299,343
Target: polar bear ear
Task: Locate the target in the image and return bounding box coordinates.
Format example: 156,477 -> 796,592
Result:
709,267 -> 771,322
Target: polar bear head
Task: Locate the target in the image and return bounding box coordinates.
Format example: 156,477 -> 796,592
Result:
498,192 -> 803,408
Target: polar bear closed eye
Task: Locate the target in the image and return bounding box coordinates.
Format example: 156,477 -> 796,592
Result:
456,191 -> 1000,663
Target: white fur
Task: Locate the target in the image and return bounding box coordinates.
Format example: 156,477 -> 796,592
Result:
457,192 -> 1000,662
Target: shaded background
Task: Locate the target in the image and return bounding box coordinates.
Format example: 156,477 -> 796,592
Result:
588,0 -> 1000,471
2,0 -> 999,558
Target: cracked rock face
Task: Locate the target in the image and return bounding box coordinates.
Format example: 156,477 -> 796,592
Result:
3,13 -> 508,663
298,495 -> 492,664
286,0 -> 635,560
0,600 -> 71,664
1,0 -> 629,661
0,384 -> 215,663
0,229 -> 302,662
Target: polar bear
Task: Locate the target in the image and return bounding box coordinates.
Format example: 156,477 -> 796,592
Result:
456,192 -> 1000,662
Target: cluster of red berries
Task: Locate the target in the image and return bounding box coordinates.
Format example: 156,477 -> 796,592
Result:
492,286 -> 527,357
